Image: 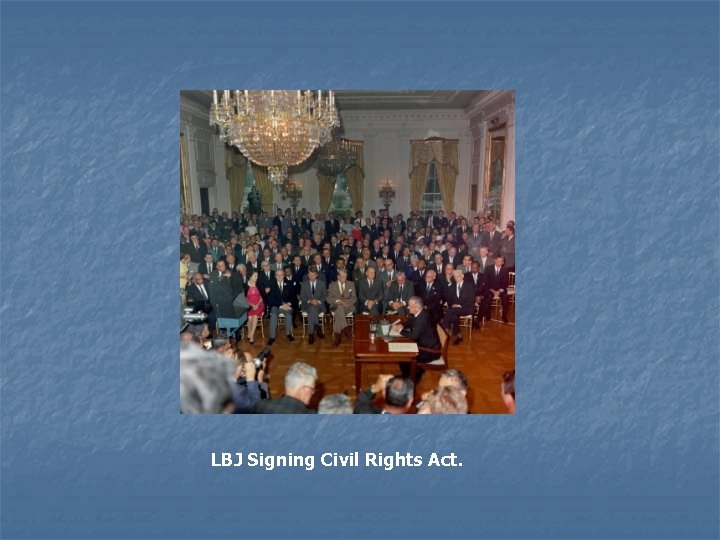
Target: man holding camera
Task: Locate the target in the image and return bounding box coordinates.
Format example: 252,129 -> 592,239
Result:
232,351 -> 269,414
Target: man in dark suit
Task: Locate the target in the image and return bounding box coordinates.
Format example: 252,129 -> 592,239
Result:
198,253 -> 219,281
254,362 -> 317,414
384,271 -> 415,316
257,260 -> 274,301
482,255 -> 510,324
442,269 -> 476,344
300,267 -> 327,344
357,266 -> 384,315
186,233 -> 207,266
392,296 -> 441,370
266,269 -> 296,344
465,261 -> 485,329
186,272 -> 215,329
417,269 -> 444,324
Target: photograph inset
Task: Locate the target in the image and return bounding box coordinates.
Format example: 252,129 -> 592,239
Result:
180,90 -> 515,414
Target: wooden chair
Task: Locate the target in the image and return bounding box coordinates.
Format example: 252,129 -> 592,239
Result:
417,324 -> 451,371
459,314 -> 474,341
300,300 -> 326,337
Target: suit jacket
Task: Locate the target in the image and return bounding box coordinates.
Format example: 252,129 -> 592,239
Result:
438,273 -> 456,302
385,280 -> 415,307
255,395 -> 315,414
447,280 -> 476,311
484,265 -> 510,292
482,230 -> 503,255
478,256 -> 495,274
395,256 -> 411,272
266,278 -> 295,308
198,261 -> 216,277
186,242 -> 207,264
300,279 -> 328,307
326,280 -> 357,311
465,271 -> 485,297
207,277 -> 236,318
357,277 -> 384,307
186,281 -> 212,312
401,308 -> 441,356
257,270 -> 275,298
417,280 -> 444,322
500,235 -> 515,268
354,389 -> 382,414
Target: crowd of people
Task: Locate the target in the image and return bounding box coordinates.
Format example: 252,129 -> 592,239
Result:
179,333 -> 516,415
179,206 -> 516,414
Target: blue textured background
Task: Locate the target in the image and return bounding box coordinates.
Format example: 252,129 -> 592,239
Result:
1,2 -> 718,538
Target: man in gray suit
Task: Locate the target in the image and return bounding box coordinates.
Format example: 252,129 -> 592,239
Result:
357,266 -> 384,315
466,223 -> 484,260
300,267 -> 327,344
384,271 -> 415,316
477,247 -> 494,273
326,269 -> 357,347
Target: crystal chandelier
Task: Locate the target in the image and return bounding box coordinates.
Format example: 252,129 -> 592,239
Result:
314,129 -> 357,177
210,89 -> 339,185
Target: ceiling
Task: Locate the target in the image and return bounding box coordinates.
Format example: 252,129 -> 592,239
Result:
181,90 -> 492,113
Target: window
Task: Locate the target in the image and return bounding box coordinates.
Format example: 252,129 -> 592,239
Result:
242,162 -> 256,212
330,173 -> 354,218
421,161 -> 443,213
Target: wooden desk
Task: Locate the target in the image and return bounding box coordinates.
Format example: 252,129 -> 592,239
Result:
352,315 -> 418,394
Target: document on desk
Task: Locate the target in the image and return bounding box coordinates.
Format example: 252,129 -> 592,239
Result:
388,342 -> 419,353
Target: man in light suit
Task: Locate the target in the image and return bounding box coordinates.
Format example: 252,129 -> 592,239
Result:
500,225 -> 515,271
384,271 -> 415,316
442,269 -> 476,345
482,222 -> 503,257
326,269 -> 357,347
357,266 -> 384,315
300,267 -> 327,344
477,247 -> 494,274
466,224 -> 484,261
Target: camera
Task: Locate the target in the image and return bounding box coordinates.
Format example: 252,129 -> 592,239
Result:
251,345 -> 272,368
182,307 -> 207,324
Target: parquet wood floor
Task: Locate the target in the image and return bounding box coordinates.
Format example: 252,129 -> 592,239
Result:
239,314 -> 515,414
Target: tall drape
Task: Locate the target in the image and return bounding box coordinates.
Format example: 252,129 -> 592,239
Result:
225,149 -> 247,213
317,173 -> 335,213
409,139 -> 458,213
180,133 -> 192,216
345,141 -> 364,211
251,163 -> 273,214
409,163 -> 428,214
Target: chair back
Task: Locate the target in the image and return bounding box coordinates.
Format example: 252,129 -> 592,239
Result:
436,324 -> 450,368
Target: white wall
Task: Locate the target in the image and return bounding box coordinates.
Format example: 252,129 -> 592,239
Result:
180,97 -> 231,215
180,92 -> 515,223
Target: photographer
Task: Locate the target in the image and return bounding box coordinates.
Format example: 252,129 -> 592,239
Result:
232,350 -> 269,414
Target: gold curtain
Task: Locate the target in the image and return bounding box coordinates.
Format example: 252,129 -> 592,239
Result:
409,139 -> 458,213
317,172 -> 335,213
345,140 -> 364,211
409,162 -> 429,213
251,163 -> 273,214
180,133 -> 192,216
225,149 -> 247,213
436,162 -> 457,213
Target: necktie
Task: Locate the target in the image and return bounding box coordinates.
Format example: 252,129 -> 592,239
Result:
496,267 -> 499,276
369,280 -> 373,287
340,282 -> 344,295
457,285 -> 461,298
209,264 -> 212,273
200,285 -> 208,299
399,284 -> 403,297
279,282 -> 283,293
311,282 -> 315,295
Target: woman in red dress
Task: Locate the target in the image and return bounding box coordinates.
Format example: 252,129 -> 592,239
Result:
245,272 -> 264,344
